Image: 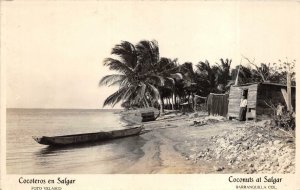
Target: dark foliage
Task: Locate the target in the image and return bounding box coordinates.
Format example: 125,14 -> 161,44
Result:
101,40 -> 296,113
273,112 -> 295,131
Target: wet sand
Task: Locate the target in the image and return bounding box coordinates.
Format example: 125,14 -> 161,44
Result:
120,110 -> 295,174
120,111 -> 238,173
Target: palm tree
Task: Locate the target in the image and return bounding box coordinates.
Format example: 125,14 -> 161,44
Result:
215,58 -> 232,92
156,58 -> 183,110
196,60 -> 219,95
134,40 -> 183,113
177,62 -> 198,108
100,40 -> 182,114
99,41 -> 163,111
231,65 -> 253,85
134,40 -> 166,113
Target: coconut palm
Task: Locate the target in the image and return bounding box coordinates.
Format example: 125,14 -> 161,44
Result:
214,58 -> 232,92
135,40 -> 183,113
177,62 -> 198,107
215,59 -> 231,86
99,41 -> 163,111
155,57 -> 182,111
196,60 -> 219,95
100,40 -> 178,113
231,65 -> 247,85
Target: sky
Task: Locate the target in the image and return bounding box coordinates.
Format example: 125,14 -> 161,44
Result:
1,1 -> 300,109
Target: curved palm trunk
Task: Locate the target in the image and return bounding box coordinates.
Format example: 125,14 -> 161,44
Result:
160,96 -> 165,113
143,97 -> 149,108
142,101 -> 146,108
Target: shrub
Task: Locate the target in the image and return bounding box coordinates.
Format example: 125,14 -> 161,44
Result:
273,111 -> 295,131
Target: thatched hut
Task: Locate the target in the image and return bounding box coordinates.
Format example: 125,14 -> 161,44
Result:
228,82 -> 296,121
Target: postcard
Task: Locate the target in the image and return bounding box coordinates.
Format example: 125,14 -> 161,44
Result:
1,1 -> 299,190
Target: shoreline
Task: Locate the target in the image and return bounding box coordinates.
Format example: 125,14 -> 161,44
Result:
119,112 -> 142,126
117,110 -> 295,174
6,109 -> 295,174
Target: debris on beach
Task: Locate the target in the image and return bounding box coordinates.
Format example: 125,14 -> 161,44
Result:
204,115 -> 226,122
190,115 -> 226,127
189,120 -> 295,173
191,120 -> 207,127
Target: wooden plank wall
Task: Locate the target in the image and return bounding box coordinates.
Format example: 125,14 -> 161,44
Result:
207,93 -> 229,116
247,84 -> 258,108
228,83 -> 295,120
228,86 -> 242,117
228,84 -> 258,119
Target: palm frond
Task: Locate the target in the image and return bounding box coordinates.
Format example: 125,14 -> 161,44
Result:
123,85 -> 137,100
99,74 -> 126,86
103,58 -> 134,75
111,41 -> 137,69
147,75 -> 165,86
147,83 -> 160,101
165,77 -> 175,86
170,73 -> 183,80
135,83 -> 147,102
119,78 -> 129,87
103,87 -> 128,107
136,40 -> 160,68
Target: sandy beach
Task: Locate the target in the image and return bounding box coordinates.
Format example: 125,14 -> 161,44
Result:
120,110 -> 295,174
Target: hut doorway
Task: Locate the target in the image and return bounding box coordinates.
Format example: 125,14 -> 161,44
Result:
242,89 -> 248,98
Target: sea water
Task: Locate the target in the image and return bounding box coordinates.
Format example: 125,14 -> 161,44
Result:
6,109 -> 145,174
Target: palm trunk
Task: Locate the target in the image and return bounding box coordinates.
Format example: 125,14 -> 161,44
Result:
157,96 -> 163,114
172,93 -> 175,110
142,101 -> 146,108
144,97 -> 149,108
175,95 -> 179,109
148,97 -> 153,107
192,93 -> 196,111
160,96 -> 165,113
157,95 -> 164,114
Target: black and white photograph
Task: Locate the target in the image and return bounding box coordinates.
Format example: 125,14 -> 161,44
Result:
1,1 -> 299,190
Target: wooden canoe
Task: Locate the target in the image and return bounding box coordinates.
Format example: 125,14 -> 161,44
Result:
32,126 -> 143,146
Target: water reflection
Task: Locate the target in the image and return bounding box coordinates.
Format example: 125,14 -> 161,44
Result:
31,135 -> 147,173
7,109 -> 147,174
36,135 -> 146,156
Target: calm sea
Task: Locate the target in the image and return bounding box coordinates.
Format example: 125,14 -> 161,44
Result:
6,109 -> 145,174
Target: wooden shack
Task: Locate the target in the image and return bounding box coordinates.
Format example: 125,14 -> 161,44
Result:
228,82 -> 296,120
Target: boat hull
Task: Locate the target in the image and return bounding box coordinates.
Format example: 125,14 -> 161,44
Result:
33,126 -> 143,146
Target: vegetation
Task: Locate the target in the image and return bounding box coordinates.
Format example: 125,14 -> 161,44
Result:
264,100 -> 296,132
274,112 -> 295,131
100,40 -> 296,112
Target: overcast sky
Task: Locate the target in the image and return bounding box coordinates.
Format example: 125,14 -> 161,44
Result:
2,1 -> 299,109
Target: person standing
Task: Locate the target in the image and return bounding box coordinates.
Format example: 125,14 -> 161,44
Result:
276,102 -> 284,117
239,96 -> 247,121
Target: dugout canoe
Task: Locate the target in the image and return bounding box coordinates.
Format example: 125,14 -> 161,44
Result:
32,126 -> 143,146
